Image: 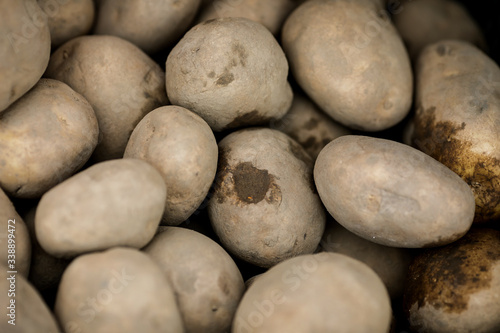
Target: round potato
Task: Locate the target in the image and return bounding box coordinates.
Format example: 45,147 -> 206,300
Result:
320,220 -> 411,299
35,159 -> 166,258
412,40 -> 500,223
0,269 -> 59,333
271,94 -> 350,160
94,0 -> 201,54
208,128 -> 325,267
0,78 -> 99,198
0,0 -> 51,112
404,228 -> 500,333
0,188 -> 31,277
314,135 -> 475,248
38,0 -> 95,48
166,17 -> 292,131
282,0 -> 413,131
55,247 -> 184,333
233,252 -> 392,332
124,105 -> 218,225
45,35 -> 169,161
143,227 -> 245,333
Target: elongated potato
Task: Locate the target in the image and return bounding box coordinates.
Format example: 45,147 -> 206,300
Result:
282,0 -> 413,131
412,40 -> 500,223
314,135 -> 475,248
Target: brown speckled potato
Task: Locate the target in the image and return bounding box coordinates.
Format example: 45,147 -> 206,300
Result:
0,0 -> 51,112
198,0 -> 297,35
166,17 -> 292,131
282,0 -> 413,131
271,94 -> 350,160
391,0 -> 486,60
35,159 -> 166,258
38,0 -> 95,48
94,0 -> 201,54
124,106 -> 218,226
404,228 -> 500,333
45,35 -> 168,161
208,128 -> 325,267
1,269 -> 59,333
320,221 -> 411,299
412,40 -> 500,223
55,247 -> 184,333
233,253 -> 392,332
314,135 -> 475,248
143,227 -> 245,333
0,79 -> 99,198
0,188 -> 31,277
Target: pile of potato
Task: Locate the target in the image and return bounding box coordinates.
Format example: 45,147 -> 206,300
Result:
1,0 -> 499,332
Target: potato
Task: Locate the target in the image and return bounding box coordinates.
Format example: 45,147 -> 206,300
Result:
0,269 -> 59,332
0,188 -> 31,277
271,94 -> 350,160
38,0 -> 95,48
208,128 -> 325,267
320,220 -> 411,299
35,159 -> 166,258
124,105 -> 218,225
0,0 -> 51,112
404,228 -> 500,333
143,227 -> 245,333
0,78 -> 99,198
166,17 -> 292,131
282,0 -> 413,131
45,35 -> 169,161
94,0 -> 201,54
412,40 -> 500,223
233,252 -> 391,332
55,247 -> 184,333
197,0 -> 297,35
391,0 -> 486,60
314,135 -> 475,248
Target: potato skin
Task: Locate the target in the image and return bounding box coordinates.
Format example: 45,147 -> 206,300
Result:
45,35 -> 168,161
412,40 -> 500,223
233,253 -> 391,332
282,0 -> 412,131
314,135 -> 475,248
124,106 -> 218,225
0,0 -> 51,112
55,247 -> 184,333
166,17 -> 292,131
0,78 -> 99,198
208,128 -> 325,267
144,227 -> 245,333
35,159 -> 166,258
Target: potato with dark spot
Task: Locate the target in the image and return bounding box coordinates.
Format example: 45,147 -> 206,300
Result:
0,188 -> 31,277
55,247 -> 184,333
271,94 -> 350,160
45,35 -> 168,161
314,135 -> 475,248
166,17 -> 292,131
390,0 -> 486,60
404,228 -> 500,333
143,227 -> 245,333
320,220 -> 411,299
124,105 -> 218,225
233,252 -> 392,332
0,79 -> 99,198
0,0 -> 51,112
35,159 -> 166,258
208,128 -> 325,267
412,40 -> 500,223
94,0 -> 201,54
282,0 -> 413,131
